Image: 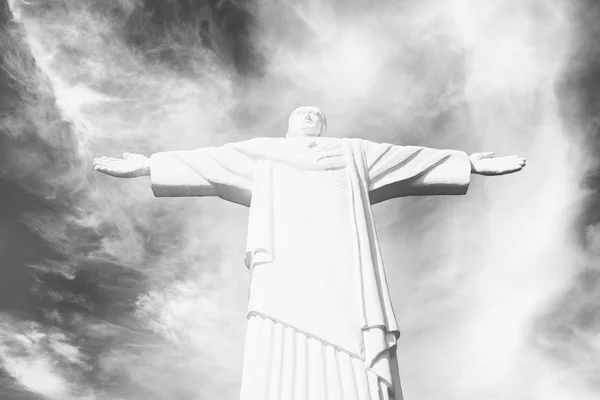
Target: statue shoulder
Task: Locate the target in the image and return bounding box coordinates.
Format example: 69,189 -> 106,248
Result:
222,137 -> 288,161
334,137 -> 371,150
237,137 -> 283,146
225,137 -> 284,150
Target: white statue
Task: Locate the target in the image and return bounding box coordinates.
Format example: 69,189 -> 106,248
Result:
94,106 -> 525,400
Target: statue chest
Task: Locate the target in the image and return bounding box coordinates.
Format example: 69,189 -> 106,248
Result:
272,138 -> 348,173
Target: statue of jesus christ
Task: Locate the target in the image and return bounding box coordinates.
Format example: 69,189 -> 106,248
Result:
94,106 -> 525,400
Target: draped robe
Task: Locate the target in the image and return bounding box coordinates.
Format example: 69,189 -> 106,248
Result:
150,136 -> 471,400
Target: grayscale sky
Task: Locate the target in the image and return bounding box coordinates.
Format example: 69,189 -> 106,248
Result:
0,0 -> 599,399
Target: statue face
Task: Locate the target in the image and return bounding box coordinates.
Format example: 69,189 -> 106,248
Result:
286,106 -> 327,137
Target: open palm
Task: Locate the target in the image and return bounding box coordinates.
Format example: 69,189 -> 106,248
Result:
93,153 -> 150,178
469,152 -> 526,176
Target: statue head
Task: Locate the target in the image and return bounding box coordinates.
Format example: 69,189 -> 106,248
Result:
286,106 -> 327,138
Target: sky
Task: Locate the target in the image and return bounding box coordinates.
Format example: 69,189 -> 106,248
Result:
0,0 -> 599,399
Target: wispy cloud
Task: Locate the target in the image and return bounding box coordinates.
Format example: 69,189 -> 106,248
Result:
0,0 -> 597,399
0,314 -> 91,399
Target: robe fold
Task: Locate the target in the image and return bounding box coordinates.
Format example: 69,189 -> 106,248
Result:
150,137 -> 471,400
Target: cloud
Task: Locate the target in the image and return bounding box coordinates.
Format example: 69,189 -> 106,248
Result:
0,0 -> 597,399
0,314 -> 92,399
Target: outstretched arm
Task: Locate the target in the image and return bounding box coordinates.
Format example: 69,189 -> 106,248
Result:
362,139 -> 527,204
93,143 -> 258,206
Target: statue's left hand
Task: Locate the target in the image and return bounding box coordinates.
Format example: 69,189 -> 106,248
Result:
93,153 -> 151,178
469,152 -> 526,176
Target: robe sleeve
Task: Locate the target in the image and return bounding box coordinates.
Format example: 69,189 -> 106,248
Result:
362,139 -> 471,204
149,140 -> 257,207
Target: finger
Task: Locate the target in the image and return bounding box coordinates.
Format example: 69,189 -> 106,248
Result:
500,162 -> 524,171
101,156 -> 128,161
480,152 -> 495,159
507,156 -> 526,164
94,165 -> 114,175
494,155 -> 518,161
95,157 -> 120,163
94,161 -> 122,169
94,162 -> 127,171
94,164 -> 118,172
502,165 -> 524,174
95,166 -> 128,177
95,158 -> 129,165
98,159 -> 127,165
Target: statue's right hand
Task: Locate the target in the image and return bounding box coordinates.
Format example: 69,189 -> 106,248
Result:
93,153 -> 151,178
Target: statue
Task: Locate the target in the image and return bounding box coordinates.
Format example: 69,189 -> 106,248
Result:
93,106 -> 526,400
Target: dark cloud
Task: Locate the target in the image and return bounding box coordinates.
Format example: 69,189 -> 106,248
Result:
533,0 -> 600,390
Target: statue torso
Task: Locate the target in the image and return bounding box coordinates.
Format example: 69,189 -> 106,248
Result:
247,137 -> 365,356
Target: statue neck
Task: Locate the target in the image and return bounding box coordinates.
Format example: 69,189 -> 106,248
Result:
285,134 -> 322,140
